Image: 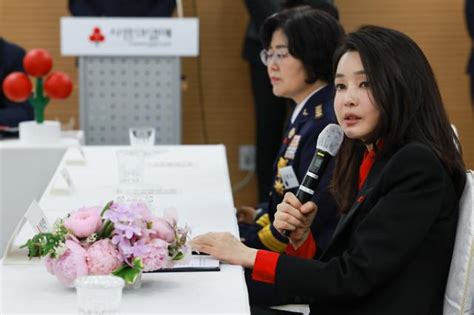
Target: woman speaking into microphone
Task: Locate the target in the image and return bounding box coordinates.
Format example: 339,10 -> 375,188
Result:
236,5 -> 344,307
193,25 -> 466,314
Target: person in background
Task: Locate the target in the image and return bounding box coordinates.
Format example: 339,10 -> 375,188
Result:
243,0 -> 286,203
194,25 -> 466,314
69,0 -> 176,17
0,37 -> 34,138
242,0 -> 335,203
465,0 -> 474,108
238,6 -> 343,307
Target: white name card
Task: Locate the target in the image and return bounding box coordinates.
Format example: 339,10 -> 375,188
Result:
61,17 -> 199,56
2,201 -> 50,264
24,200 -> 51,233
65,145 -> 87,166
50,168 -> 74,194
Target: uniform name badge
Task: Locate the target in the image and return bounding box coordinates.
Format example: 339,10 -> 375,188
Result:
279,166 -> 299,190
284,135 -> 301,160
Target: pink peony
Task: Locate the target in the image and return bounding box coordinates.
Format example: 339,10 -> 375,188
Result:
141,238 -> 170,271
64,206 -> 102,238
44,257 -> 56,275
86,239 -> 123,275
53,240 -> 88,287
150,217 -> 175,242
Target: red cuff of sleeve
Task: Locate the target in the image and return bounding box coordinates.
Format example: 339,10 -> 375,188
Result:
251,250 -> 280,284
285,232 -> 317,259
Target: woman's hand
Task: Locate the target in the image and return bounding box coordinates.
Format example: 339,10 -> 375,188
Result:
274,192 -> 318,248
192,232 -> 257,268
236,206 -> 257,224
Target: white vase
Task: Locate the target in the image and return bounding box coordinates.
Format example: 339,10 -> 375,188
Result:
19,120 -> 60,145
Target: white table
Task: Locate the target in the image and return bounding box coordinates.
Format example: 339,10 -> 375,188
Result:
0,132 -> 83,256
1,145 -> 251,314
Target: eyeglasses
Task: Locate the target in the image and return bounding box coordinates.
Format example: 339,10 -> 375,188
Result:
259,49 -> 290,66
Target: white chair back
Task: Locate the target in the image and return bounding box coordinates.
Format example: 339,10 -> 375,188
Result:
444,170 -> 474,315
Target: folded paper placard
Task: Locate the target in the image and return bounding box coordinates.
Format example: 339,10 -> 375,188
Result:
50,167 -> 74,195
65,146 -> 87,166
2,200 -> 50,265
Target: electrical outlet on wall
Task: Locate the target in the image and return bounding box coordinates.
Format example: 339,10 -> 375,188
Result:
239,145 -> 256,171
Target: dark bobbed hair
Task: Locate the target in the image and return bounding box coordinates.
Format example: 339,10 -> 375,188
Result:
281,0 -> 340,20
260,6 -> 344,84
331,25 -> 465,213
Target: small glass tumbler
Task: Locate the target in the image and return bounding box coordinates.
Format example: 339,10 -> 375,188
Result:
116,150 -> 145,187
129,127 -> 155,147
75,275 -> 125,315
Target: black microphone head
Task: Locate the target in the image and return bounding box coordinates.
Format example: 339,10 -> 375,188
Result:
316,124 -> 344,156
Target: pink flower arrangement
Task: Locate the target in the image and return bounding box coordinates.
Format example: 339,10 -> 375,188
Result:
22,201 -> 190,287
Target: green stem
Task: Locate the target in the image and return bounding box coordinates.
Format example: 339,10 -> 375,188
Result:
100,200 -> 114,216
31,77 -> 49,124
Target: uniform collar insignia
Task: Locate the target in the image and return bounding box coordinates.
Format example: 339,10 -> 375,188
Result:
288,127 -> 296,139
315,104 -> 323,119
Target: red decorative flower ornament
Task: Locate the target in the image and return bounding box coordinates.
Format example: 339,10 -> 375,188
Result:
44,72 -> 73,99
23,49 -> 53,77
3,48 -> 72,123
2,72 -> 32,102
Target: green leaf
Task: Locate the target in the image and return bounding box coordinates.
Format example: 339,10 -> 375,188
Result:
172,251 -> 184,261
98,220 -> 115,239
132,257 -> 144,270
20,232 -> 64,258
112,263 -> 143,285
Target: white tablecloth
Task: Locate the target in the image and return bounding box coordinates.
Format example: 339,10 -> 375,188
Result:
1,145 -> 250,314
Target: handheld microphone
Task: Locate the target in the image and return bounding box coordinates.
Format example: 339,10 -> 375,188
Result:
283,124 -> 344,236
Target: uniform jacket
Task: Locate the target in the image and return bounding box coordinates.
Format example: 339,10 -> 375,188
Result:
273,142 -> 464,315
241,85 -> 340,252
69,0 -> 176,17
0,38 -> 33,129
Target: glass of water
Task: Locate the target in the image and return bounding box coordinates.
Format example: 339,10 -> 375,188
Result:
129,127 -> 155,147
116,150 -> 145,187
75,275 -> 125,315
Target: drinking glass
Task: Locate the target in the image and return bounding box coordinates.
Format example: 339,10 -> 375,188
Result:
75,275 -> 124,315
129,127 -> 155,147
116,150 -> 145,187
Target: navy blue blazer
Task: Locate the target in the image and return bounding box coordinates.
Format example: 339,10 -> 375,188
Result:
0,38 -> 33,129
69,0 -> 176,17
240,85 -> 340,252
273,142 -> 464,314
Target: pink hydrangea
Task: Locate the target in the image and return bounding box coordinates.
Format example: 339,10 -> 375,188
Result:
132,202 -> 153,221
150,217 -> 175,242
86,239 -> 123,275
64,206 -> 103,238
53,240 -> 88,287
141,238 -> 170,271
